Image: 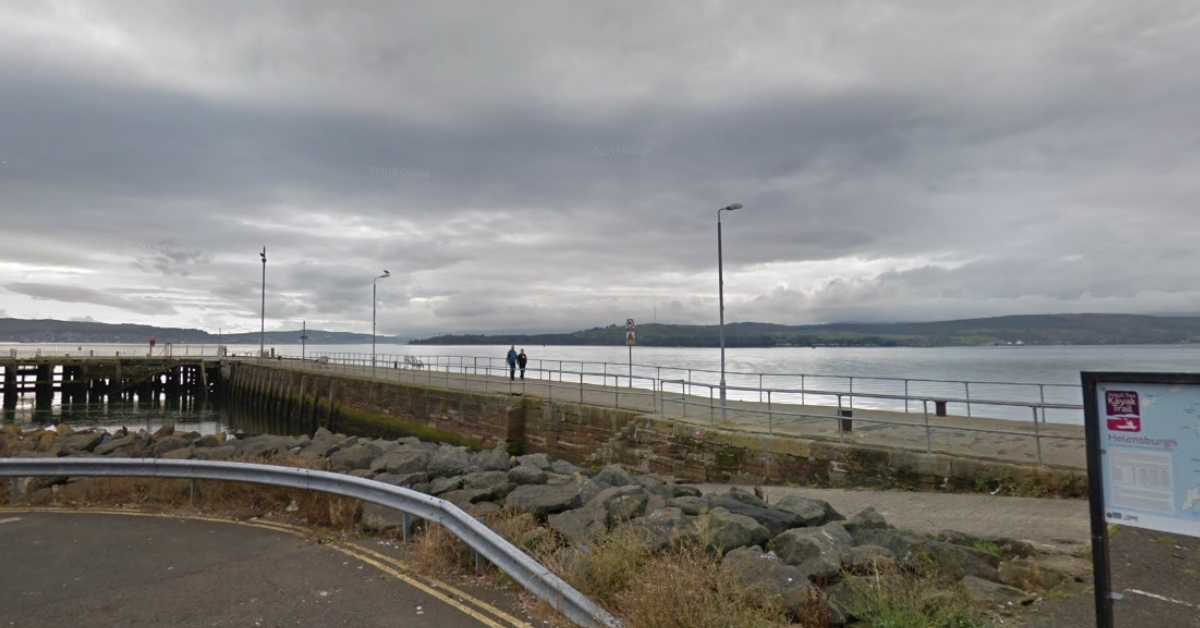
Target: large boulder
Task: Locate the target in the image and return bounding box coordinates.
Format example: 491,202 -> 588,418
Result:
845,507 -> 889,532
719,547 -> 826,615
773,495 -> 831,527
370,449 -> 431,475
56,431 -> 105,456
94,433 -> 139,456
593,464 -> 637,488
669,495 -> 709,516
516,453 -> 553,469
962,575 -> 1035,606
300,428 -> 341,459
505,482 -> 590,517
852,529 -> 999,582
706,489 -> 805,536
152,435 -> 192,457
193,445 -> 238,461
507,465 -> 548,486
428,476 -> 464,495
328,442 -> 382,471
427,446 -> 471,479
548,501 -> 608,546
469,443 -> 513,472
243,435 -> 301,459
374,471 -> 428,487
626,507 -> 693,552
692,507 -> 771,553
770,524 -> 854,580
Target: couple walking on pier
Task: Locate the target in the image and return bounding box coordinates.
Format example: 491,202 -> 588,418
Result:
506,346 -> 527,380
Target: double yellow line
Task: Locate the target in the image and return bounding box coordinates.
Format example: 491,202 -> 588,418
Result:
3,507 -> 534,628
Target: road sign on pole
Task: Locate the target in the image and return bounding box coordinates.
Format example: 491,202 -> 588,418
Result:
626,318 -> 636,345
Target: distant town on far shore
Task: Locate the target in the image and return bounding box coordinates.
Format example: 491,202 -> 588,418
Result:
4,313 -> 1200,348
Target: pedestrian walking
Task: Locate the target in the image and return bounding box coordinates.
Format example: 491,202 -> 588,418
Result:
517,349 -> 528,380
506,345 -> 518,380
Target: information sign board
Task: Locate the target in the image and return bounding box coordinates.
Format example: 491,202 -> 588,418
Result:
1081,371 -> 1200,627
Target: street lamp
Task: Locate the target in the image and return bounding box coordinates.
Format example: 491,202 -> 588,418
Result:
259,247 -> 266,359
372,270 -> 391,376
717,202 -> 743,420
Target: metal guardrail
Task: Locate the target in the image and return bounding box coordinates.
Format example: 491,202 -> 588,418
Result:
0,458 -> 621,628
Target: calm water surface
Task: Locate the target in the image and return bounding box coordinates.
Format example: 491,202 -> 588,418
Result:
6,343 -> 1199,429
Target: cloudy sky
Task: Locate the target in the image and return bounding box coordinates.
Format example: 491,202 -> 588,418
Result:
2,1 -> 1198,339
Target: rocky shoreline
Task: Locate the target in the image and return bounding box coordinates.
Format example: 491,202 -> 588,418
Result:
1,424 -> 1089,625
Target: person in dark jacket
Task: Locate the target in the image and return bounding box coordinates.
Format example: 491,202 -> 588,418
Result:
506,346 -> 518,380
517,349 -> 528,379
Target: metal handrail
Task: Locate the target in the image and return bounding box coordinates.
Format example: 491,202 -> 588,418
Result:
0,458 -> 621,628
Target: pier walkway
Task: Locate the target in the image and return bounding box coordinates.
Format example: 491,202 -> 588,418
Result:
269,356 -> 1087,472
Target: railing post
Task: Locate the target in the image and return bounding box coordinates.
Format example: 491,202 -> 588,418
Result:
923,400 -> 932,453
9,477 -> 19,504
904,380 -> 910,413
964,382 -> 972,417
801,374 -> 806,406
1032,406 -> 1044,466
848,377 -> 854,410
767,390 -> 773,437
836,395 -> 845,443
402,512 -> 412,542
758,373 -> 763,403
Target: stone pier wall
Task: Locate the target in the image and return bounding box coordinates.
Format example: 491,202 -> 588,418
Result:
226,362 -> 1084,494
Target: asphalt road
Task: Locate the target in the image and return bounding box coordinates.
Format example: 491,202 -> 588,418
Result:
0,511 -> 531,628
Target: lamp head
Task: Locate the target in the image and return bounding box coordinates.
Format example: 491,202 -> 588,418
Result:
378,270 -> 391,279
722,203 -> 743,211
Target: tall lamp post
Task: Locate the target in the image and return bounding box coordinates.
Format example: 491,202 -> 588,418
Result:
717,203 -> 743,420
259,246 -> 266,359
372,270 -> 391,376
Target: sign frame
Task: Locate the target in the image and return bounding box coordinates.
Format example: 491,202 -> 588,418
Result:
1082,371 -> 1200,628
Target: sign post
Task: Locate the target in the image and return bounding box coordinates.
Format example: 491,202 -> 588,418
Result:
625,319 -> 635,388
1082,372 -> 1200,628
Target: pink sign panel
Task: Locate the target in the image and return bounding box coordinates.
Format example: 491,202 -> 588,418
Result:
1105,390 -> 1139,416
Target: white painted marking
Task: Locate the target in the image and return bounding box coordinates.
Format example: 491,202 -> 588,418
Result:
0,517 -> 21,525
1125,588 -> 1199,609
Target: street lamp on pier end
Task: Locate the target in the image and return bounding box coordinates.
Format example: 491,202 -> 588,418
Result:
372,270 -> 391,376
717,203 -> 743,420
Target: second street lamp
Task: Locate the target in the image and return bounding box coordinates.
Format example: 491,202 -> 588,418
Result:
372,270 -> 391,376
259,246 -> 266,359
717,203 -> 743,420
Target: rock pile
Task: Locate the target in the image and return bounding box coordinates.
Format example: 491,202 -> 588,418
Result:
1,424 -> 1087,624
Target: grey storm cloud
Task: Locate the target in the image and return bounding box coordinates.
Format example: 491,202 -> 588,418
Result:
1,1 -> 1198,338
6,283 -> 179,316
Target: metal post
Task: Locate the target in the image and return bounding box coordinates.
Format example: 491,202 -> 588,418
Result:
718,213 -> 727,420
402,512 -> 411,542
767,391 -> 773,436
923,400 -> 932,453
259,246 -> 266,359
372,270 -> 390,378
1032,406 -> 1044,466
965,382 -> 972,417
9,477 -> 19,504
904,380 -> 909,413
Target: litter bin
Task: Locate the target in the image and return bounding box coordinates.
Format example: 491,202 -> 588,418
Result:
934,400 -> 948,417
839,409 -> 853,432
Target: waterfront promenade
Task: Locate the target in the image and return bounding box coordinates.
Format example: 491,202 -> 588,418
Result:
270,357 -> 1087,471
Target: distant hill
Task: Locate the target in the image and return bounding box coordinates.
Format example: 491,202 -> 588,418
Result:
0,318 -> 392,345
409,314 -> 1200,348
